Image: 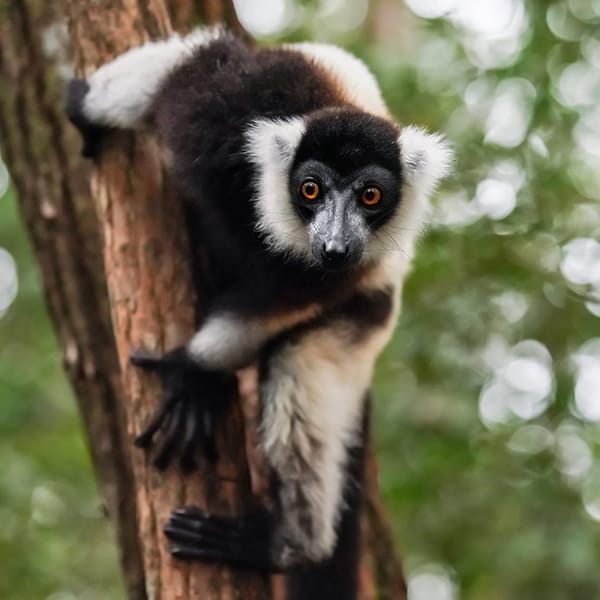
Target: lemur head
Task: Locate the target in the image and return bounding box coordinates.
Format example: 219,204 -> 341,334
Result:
247,108 -> 452,271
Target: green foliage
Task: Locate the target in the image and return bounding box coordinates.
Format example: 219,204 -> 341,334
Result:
0,190 -> 124,599
1,1 -> 600,598
365,3 -> 600,599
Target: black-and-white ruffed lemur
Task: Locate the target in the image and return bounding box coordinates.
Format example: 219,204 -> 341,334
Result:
67,27 -> 451,600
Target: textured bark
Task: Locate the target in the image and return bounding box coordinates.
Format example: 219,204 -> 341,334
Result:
66,1 -> 269,599
0,0 -> 406,597
0,0 -> 267,598
0,1 -> 146,597
167,0 -> 245,35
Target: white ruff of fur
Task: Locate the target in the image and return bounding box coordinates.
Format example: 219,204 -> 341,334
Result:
83,27 -> 223,128
366,125 -> 453,263
287,42 -> 389,117
245,117 -> 313,262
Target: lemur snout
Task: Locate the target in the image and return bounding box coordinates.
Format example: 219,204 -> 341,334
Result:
321,240 -> 350,269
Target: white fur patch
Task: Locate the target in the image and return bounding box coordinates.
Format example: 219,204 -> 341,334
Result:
366,125 -> 453,262
83,27 -> 223,128
400,125 -> 454,195
245,117 -> 314,262
187,313 -> 280,370
288,42 -> 389,118
260,298 -> 398,563
187,304 -> 323,370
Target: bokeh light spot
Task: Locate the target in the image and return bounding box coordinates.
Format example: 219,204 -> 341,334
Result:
560,238 -> 600,286
408,564 -> 457,600
233,0 -> 291,36
475,178 -> 517,220
0,247 -> 18,317
0,158 -> 9,198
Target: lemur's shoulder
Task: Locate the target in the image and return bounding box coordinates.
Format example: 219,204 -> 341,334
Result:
284,42 -> 389,118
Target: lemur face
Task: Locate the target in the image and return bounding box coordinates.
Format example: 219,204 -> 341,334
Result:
290,109 -> 401,270
289,158 -> 400,270
247,108 -> 452,269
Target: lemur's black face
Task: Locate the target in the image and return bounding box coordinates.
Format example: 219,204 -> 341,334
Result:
289,160 -> 400,270
290,109 -> 402,271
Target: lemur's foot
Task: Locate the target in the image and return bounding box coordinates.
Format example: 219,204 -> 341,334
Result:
66,79 -> 109,159
130,347 -> 236,470
164,506 -> 278,571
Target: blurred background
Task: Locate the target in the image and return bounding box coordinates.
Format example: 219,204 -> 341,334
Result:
1,0 -> 600,598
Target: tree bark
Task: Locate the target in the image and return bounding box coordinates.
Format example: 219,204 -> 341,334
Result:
0,0 -> 406,597
0,1 -> 146,597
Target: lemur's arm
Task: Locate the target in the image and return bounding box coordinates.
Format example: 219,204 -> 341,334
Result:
67,28 -> 220,156
164,280 -> 400,571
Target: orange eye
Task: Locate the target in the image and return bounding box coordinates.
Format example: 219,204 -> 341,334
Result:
301,180 -> 320,201
361,187 -> 382,206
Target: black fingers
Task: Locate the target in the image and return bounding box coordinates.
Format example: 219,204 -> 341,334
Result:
130,347 -> 192,371
179,400 -> 200,472
164,506 -> 276,571
129,351 -> 166,372
130,347 -> 236,470
152,401 -> 184,470
66,78 -> 90,127
133,387 -> 179,448
66,78 -> 108,159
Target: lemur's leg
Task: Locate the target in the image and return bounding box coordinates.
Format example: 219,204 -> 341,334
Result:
66,27 -> 222,155
285,401 -> 369,600
164,288 -> 397,575
257,321 -> 379,566
164,399 -> 369,594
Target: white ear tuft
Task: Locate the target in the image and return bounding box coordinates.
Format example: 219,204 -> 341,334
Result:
364,125 -> 452,263
245,117 -> 306,166
244,117 -> 313,261
399,125 -> 453,195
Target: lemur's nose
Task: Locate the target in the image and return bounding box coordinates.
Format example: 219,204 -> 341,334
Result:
322,240 -> 349,264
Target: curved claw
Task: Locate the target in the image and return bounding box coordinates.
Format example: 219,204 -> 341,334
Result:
179,401 -> 201,472
153,402 -> 185,470
134,388 -> 179,448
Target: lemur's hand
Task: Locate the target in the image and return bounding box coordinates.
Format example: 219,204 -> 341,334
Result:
130,347 -> 237,471
66,79 -> 109,159
163,506 -> 279,571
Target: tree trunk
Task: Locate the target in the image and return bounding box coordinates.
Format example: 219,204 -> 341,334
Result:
0,0 -> 406,597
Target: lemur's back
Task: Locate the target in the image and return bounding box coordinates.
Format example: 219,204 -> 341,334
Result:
151,35 -> 346,204
148,34 -> 360,302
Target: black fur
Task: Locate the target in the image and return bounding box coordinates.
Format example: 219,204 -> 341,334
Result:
159,399 -> 370,600
260,287 -> 394,364
295,107 -> 400,176
150,35 -> 397,314
144,37 -> 394,595
66,79 -> 109,158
